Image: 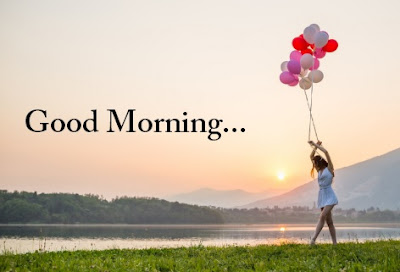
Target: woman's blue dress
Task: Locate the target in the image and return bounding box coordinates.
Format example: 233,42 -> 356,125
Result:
317,167 -> 338,208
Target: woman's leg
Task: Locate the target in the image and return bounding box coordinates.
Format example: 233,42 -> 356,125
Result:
326,209 -> 337,245
311,204 -> 334,243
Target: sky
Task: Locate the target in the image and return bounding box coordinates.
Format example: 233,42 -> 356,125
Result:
1,0 -> 400,199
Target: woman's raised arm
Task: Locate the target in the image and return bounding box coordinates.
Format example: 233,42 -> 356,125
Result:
309,141 -> 334,173
309,143 -> 317,161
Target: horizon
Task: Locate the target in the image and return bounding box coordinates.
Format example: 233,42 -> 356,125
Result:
2,144 -> 398,201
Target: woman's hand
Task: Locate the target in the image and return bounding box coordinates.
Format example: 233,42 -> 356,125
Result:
308,140 -> 322,147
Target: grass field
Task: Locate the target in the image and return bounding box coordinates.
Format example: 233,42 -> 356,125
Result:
1,240 -> 399,271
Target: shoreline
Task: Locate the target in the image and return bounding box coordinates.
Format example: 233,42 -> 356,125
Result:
2,237 -> 400,255
1,222 -> 400,227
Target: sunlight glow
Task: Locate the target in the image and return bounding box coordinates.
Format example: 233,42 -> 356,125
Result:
277,171 -> 285,181
279,227 -> 286,232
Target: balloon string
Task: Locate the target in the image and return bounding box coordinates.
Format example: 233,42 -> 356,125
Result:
302,85 -> 319,142
303,56 -> 321,156
310,63 -> 317,141
303,89 -> 312,141
310,49 -> 319,140
309,66 -> 313,139
309,83 -> 313,142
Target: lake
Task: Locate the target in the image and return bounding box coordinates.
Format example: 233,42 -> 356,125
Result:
1,223 -> 400,254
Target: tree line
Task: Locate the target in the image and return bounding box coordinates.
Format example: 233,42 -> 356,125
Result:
1,190 -> 399,224
0,190 -> 223,224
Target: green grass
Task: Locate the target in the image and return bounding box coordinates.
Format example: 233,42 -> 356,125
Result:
1,240 -> 400,271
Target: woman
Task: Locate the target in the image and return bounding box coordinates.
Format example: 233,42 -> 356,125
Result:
308,140 -> 338,245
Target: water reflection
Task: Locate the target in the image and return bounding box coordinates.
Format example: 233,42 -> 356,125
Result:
1,223 -> 399,254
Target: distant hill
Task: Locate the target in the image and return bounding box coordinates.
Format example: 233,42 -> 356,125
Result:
241,148 -> 400,210
165,188 -> 286,208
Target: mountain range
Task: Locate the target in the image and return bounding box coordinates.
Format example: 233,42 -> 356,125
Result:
241,147 -> 400,210
167,148 -> 400,210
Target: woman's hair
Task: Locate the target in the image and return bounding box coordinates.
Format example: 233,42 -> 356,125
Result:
310,155 -> 329,178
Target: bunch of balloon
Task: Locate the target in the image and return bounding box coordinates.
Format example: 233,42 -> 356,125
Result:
279,24 -> 338,141
279,24 -> 338,89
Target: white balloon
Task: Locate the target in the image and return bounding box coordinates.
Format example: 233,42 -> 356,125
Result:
309,24 -> 320,32
280,61 -> 288,72
308,70 -> 324,83
303,26 -> 317,44
300,54 -> 314,70
299,78 -> 312,90
314,31 -> 329,48
300,68 -> 308,77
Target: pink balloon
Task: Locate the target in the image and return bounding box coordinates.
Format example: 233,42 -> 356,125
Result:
314,48 -> 326,59
290,50 -> 302,62
289,77 -> 299,86
287,60 -> 301,74
280,71 -> 296,84
310,58 -> 320,70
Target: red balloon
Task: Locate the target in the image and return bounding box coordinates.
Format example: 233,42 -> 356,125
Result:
299,34 -> 310,46
292,37 -> 308,51
323,39 -> 338,52
301,48 -> 313,55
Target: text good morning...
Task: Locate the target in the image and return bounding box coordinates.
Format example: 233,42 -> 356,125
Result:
25,109 -> 245,141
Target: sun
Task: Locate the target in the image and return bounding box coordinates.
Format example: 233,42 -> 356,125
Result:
277,171 -> 285,181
